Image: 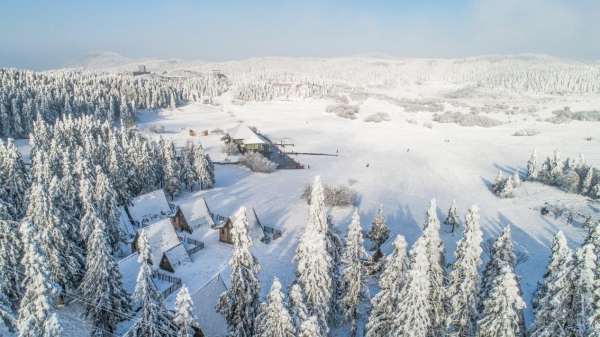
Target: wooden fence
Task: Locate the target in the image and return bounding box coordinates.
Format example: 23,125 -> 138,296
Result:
186,237 -> 205,255
263,226 -> 282,241
152,270 -> 182,298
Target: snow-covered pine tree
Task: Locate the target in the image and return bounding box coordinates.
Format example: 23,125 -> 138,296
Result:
288,284 -> 308,331
179,141 -> 197,191
107,138 -> 131,206
498,176 -> 514,198
293,197 -> 332,334
42,313 -> 62,337
583,215 -> 597,232
365,235 -> 409,337
512,171 -> 521,187
163,141 -> 181,200
0,217 -> 23,311
566,244 -> 597,336
550,148 -> 564,184
204,154 -> 216,189
129,230 -> 176,337
445,205 -> 483,337
443,200 -> 460,233
298,316 -> 323,337
193,141 -> 215,190
539,156 -> 552,182
479,226 -> 517,311
422,198 -> 447,337
17,221 -> 60,337
25,183 -> 85,293
367,205 -> 390,251
1,138 -> 29,219
475,264 -> 526,337
78,216 -> 131,335
256,277 -> 296,337
491,171 -> 504,193
173,285 -> 198,337
339,210 -> 368,337
0,283 -> 15,332
391,236 -> 431,337
93,165 -> 123,251
216,207 -> 262,337
527,149 -> 539,181
529,231 -> 574,337
580,166 -> 595,196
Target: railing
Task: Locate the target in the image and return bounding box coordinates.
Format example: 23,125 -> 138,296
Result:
151,270 -> 183,298
263,226 -> 282,241
186,237 -> 205,255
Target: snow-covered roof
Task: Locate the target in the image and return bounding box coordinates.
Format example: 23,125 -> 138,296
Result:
191,275 -> 228,337
118,206 -> 136,242
378,236 -> 396,257
243,134 -> 266,145
163,243 -> 191,271
137,218 -> 182,264
177,197 -> 216,229
230,207 -> 265,242
227,123 -> 256,141
117,254 -> 143,295
128,189 -> 173,227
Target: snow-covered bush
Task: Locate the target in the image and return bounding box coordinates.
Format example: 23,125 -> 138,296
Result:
514,129 -> 540,136
239,152 -> 277,173
363,112 -> 391,123
221,142 -> 239,155
433,111 -> 502,127
406,119 -> 417,125
211,127 -> 224,134
302,181 -> 356,206
422,121 -> 433,129
148,124 -> 165,133
325,104 -> 360,120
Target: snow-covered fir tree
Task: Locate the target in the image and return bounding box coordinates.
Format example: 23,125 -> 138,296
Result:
287,284 -> 308,331
566,244 -> 597,336
107,139 -> 131,206
445,205 -> 483,337
580,166 -> 595,196
365,235 -> 409,337
298,316 -> 323,337
539,157 -> 552,181
339,210 -> 368,337
17,221 -> 60,337
42,313 -> 62,337
479,226 -> 517,311
443,200 -> 460,233
162,141 -> 182,200
25,183 -> 85,293
216,207 -> 262,337
550,147 -> 564,184
93,165 -> 123,251
0,139 -> 29,218
527,149 -> 539,181
367,205 -> 390,251
129,230 -> 176,337
391,236 -> 431,337
193,141 -> 215,190
78,216 -> 131,335
0,216 -> 23,311
476,264 -> 526,337
173,285 -> 198,337
293,190 -> 332,334
256,277 -> 296,337
512,171 -> 521,187
492,171 -> 504,193
498,176 -> 514,198
422,198 -> 447,337
583,215 -> 597,232
529,231 -> 574,337
179,141 -> 197,191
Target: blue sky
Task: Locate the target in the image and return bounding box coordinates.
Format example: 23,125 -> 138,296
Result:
1,0 -> 599,70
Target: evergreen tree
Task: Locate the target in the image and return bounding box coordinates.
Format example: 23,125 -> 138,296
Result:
193,141 -> 215,190
527,149 -> 539,181
287,284 -> 308,331
17,221 -> 60,337
365,235 -> 409,337
498,177 -> 514,198
25,183 -> 85,292
173,285 -> 198,337
129,230 -> 176,337
584,222 -> 600,264
476,264 -> 526,337
0,217 -> 23,310
550,148 -> 564,184
445,205 -> 483,337
422,198 -> 447,337
216,207 -> 262,337
93,166 -> 123,250
78,217 -> 131,335
179,142 -> 197,191
1,139 -> 29,219
491,171 -> 503,193
443,200 -> 460,233
0,287 -> 15,332
583,215 -> 597,232
256,278 -> 296,337
43,314 -> 62,337
163,141 -> 181,200
298,316 -> 323,337
367,205 -> 390,251
391,236 -> 431,337
107,139 -> 131,206
512,171 -> 521,187
479,226 -> 516,311
339,210 -> 368,337
529,231 -> 574,337
566,244 -> 597,336
580,166 -> 595,196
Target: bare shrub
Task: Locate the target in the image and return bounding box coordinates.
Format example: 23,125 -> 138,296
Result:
364,112 -> 391,123
221,142 -> 239,155
325,104 -> 360,120
239,152 -> 277,173
301,181 -> 356,206
348,178 -> 358,186
514,129 -> 540,136
433,111 -> 502,127
422,121 -> 433,129
211,127 -> 224,134
406,119 -> 417,125
231,99 -> 246,106
148,124 -> 165,133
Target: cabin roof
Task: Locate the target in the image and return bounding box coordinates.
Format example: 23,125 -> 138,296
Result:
163,243 -> 191,271
177,197 -> 216,229
128,190 -> 173,227
136,218 -> 181,264
118,206 -> 136,242
229,207 -> 265,242
227,123 -> 256,141
117,253 -> 144,295
191,275 -> 229,337
243,134 -> 266,145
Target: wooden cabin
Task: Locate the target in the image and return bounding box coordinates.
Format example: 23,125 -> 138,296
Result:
191,275 -> 228,336
216,207 -> 268,245
131,219 -> 191,271
216,218 -> 234,244
171,197 -> 216,233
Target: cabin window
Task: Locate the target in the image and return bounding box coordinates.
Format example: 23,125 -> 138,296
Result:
221,228 -> 225,234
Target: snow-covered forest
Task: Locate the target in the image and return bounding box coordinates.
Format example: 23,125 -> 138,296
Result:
1,53 -> 600,336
